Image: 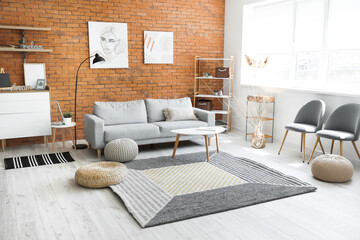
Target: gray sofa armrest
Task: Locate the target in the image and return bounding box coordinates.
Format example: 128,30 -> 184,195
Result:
193,108 -> 215,126
84,114 -> 106,149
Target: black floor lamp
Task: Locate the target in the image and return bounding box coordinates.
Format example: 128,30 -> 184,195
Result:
73,53 -> 105,149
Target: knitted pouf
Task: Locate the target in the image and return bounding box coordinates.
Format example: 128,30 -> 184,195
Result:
311,154 -> 353,183
104,138 -> 138,162
75,162 -> 128,188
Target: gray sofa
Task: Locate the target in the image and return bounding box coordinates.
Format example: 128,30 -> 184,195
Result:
84,97 -> 215,157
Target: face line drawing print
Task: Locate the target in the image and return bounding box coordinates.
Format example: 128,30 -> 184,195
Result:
88,21 -> 129,69
100,28 -> 120,54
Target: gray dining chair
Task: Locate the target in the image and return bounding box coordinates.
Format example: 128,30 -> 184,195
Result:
278,100 -> 326,162
308,103 -> 360,164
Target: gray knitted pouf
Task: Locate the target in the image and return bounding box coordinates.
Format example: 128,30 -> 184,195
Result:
105,138 -> 138,162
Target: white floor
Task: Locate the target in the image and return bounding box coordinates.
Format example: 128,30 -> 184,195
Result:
1,131 -> 359,240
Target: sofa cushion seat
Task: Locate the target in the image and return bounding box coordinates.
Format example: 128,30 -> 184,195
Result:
104,123 -> 160,142
153,120 -> 208,137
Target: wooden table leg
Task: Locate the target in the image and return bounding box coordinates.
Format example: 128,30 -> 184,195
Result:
204,135 -> 209,162
340,141 -> 343,156
62,129 -> 65,148
330,140 -> 334,154
69,128 -> 76,150
44,136 -> 48,148
208,137 -> 211,146
51,128 -> 57,152
215,133 -> 219,153
172,134 -> 181,158
1,139 -> 5,152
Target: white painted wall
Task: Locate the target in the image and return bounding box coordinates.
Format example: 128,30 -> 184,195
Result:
224,0 -> 360,163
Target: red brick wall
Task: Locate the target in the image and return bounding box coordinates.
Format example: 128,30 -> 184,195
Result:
0,0 -> 225,146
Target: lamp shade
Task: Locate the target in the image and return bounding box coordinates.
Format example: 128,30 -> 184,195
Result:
93,53 -> 105,64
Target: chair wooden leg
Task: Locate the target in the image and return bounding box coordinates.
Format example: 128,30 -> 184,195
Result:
302,133 -> 306,162
278,130 -> 289,155
352,141 -> 360,159
208,137 -> 211,146
300,134 -> 303,152
307,137 -> 320,164
97,149 -> 101,158
330,140 -> 334,154
340,141 -> 343,156
318,139 -> 325,154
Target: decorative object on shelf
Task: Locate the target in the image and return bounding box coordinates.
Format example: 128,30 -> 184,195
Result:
24,63 -> 46,89
144,31 -> 173,64
244,55 -> 269,69
202,72 -> 212,77
63,112 -> 72,125
18,39 -> 24,49
34,79 -> 46,90
88,21 -> 128,69
195,99 -> 212,111
194,56 -> 235,133
245,95 -> 275,145
74,53 -> 105,149
23,41 -> 44,49
215,67 -> 229,78
7,84 -> 32,91
0,68 -> 11,88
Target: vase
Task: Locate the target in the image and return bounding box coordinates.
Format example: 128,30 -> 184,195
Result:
252,129 -> 265,149
63,117 -> 72,125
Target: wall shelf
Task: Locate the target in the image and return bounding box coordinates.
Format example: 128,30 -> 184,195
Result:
0,25 -> 51,31
0,25 -> 52,62
0,47 -> 52,52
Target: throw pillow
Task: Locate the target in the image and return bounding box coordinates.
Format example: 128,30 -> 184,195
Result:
163,107 -> 198,121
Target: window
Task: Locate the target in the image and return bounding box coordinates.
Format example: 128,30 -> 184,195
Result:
242,0 -> 360,95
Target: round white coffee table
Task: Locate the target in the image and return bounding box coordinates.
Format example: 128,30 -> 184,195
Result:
51,122 -> 77,152
171,127 -> 226,162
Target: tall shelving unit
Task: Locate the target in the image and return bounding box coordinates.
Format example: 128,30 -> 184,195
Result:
194,56 -> 234,133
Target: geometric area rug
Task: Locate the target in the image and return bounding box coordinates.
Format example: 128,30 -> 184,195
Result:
110,151 -> 317,228
4,151 -> 75,170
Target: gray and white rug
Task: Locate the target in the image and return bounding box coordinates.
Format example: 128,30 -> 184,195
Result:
110,151 -> 316,228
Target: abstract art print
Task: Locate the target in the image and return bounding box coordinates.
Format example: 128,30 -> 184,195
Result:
144,31 -> 173,64
88,21 -> 128,69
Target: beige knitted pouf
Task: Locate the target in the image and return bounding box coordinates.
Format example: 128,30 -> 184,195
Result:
311,154 -> 353,183
75,162 -> 128,188
104,138 -> 138,162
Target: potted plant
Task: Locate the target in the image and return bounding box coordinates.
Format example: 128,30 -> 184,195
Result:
18,39 -> 24,49
63,112 -> 72,125
214,90 -> 219,96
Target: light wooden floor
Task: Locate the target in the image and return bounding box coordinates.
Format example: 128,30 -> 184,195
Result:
1,131 -> 360,240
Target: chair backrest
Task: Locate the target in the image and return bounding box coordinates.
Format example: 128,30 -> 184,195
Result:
324,103 -> 360,141
294,100 -> 326,132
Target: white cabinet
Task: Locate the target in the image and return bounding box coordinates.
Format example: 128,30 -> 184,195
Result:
0,91 -> 51,140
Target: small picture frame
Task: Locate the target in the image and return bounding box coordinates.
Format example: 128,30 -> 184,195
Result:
35,79 -> 46,90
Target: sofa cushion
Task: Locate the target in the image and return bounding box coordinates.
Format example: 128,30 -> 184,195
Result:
163,107 -> 198,121
145,97 -> 193,123
94,100 -> 147,126
104,123 -> 160,142
153,120 -> 207,137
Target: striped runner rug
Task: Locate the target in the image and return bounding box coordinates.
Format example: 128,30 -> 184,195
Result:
4,152 -> 75,170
